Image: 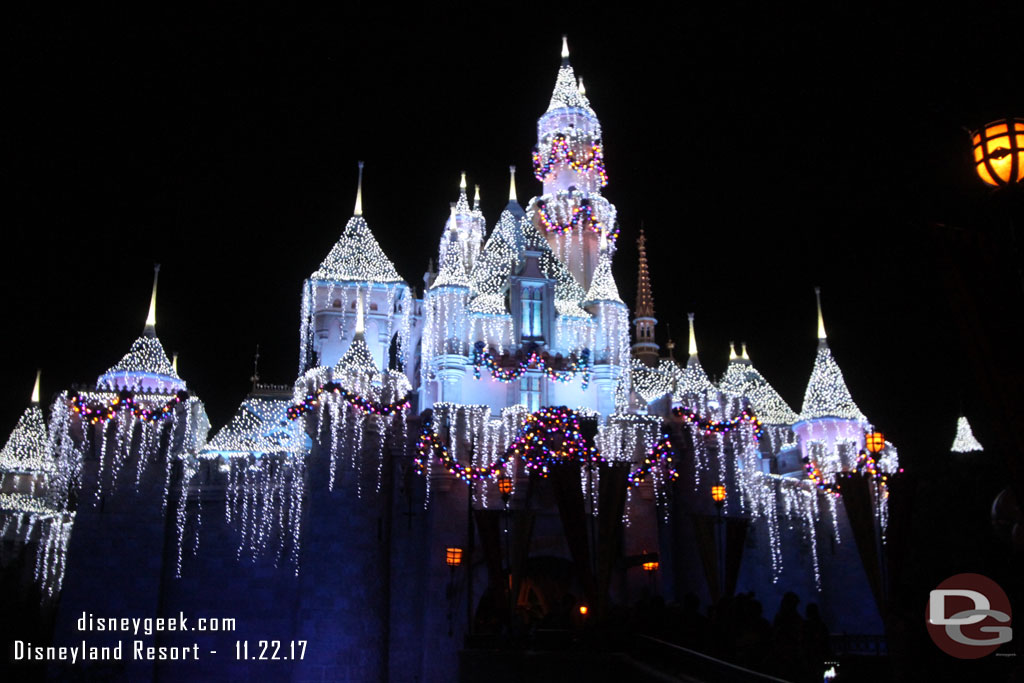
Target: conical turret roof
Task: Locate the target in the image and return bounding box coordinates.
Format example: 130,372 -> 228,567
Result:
583,247 -> 623,306
798,289 -> 865,422
203,396 -> 307,458
312,164 -> 403,284
0,405 -> 53,473
547,37 -> 595,115
951,416 -> 984,453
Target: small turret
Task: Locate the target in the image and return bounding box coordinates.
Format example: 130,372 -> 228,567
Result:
632,228 -> 659,366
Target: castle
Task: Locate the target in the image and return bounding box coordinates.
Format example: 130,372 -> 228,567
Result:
1,38 -> 899,682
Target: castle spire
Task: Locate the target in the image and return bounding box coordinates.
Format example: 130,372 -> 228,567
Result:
473,184 -> 481,211
578,78 -> 586,96
561,34 -> 569,62
632,228 -> 659,365
172,352 -> 179,374
815,286 -> 827,342
547,36 -> 593,113
31,369 -> 41,405
354,160 -> 364,217
729,342 -> 738,361
455,171 -> 470,213
687,312 -> 698,357
144,264 -> 160,337
508,165 -> 518,203
741,342 -> 750,361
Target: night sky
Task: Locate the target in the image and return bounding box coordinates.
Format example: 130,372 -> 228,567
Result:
5,4 -> 1022,476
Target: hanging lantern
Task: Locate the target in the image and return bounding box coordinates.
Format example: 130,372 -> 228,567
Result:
445,547 -> 463,567
578,605 -> 589,616
865,431 -> 885,453
642,560 -> 659,572
497,475 -> 514,496
971,118 -> 1024,187
711,483 -> 727,505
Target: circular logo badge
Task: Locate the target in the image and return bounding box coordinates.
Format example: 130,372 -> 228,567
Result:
926,573 -> 1012,659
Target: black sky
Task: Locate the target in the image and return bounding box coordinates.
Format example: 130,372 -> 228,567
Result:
4,4 -> 1022,472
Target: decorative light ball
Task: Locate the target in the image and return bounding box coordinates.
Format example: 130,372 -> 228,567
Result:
711,484 -> 727,504
445,547 -> 463,567
865,431 -> 885,453
971,118 -> 1024,187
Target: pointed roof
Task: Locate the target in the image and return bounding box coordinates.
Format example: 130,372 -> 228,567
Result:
951,416 -> 984,453
678,313 -> 713,396
584,244 -> 623,305
547,36 -> 595,114
312,164 -> 404,284
630,358 -> 675,403
717,343 -> 798,424
799,288 -> 865,422
0,404 -> 53,474
432,208 -> 472,289
202,396 -> 308,458
634,229 -> 655,318
97,270 -> 185,392
468,207 -> 522,315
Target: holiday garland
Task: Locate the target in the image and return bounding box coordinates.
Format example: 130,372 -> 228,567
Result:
509,406 -> 602,477
69,390 -> 188,425
287,381 -> 410,421
626,434 -> 679,488
532,134 -> 609,187
803,449 -> 902,494
534,199 -> 620,243
671,406 -> 764,441
472,343 -> 590,388
413,416 -> 508,483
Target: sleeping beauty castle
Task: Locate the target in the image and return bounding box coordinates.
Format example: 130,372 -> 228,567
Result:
1,38 -> 906,682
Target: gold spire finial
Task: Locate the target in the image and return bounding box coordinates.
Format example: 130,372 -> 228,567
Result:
172,352 -> 179,374
577,78 -> 586,96
473,184 -> 481,210
815,286 -> 827,340
729,342 -> 737,361
561,35 -> 569,60
509,165 -> 518,202
31,369 -> 41,404
144,264 -> 160,336
687,312 -> 698,356
741,342 -> 750,360
459,171 -> 467,191
354,160 -> 364,217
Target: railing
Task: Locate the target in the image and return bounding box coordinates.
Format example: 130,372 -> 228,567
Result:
632,635 -> 795,683
830,634 -> 887,656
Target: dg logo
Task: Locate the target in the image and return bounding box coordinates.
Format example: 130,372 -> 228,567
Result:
926,573 -> 1013,659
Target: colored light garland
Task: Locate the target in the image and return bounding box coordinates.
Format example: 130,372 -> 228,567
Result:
471,343 -> 590,387
535,198 -> 619,243
532,134 -> 608,186
69,389 -> 188,425
508,406 -> 602,477
413,415 -> 509,483
626,434 -> 679,488
671,405 -> 764,440
287,382 -> 409,421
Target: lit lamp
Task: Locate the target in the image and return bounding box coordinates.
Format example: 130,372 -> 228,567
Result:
445,547 -> 463,568
497,474 -> 513,503
642,559 -> 659,572
971,118 -> 1023,187
865,431 -> 885,454
711,483 -> 727,510
578,604 -> 588,617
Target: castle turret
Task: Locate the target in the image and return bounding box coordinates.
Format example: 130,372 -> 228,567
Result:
529,37 -> 616,291
794,287 -> 867,474
677,313 -> 712,398
304,162 -> 411,372
632,229 -> 659,366
96,265 -> 186,394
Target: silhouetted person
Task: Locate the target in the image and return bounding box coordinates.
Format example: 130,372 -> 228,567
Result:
771,591 -> 805,680
803,603 -> 831,671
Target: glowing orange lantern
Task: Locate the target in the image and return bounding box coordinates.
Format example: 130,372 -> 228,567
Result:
971,118 -> 1024,187
445,547 -> 463,567
578,605 -> 588,616
865,431 -> 885,454
711,484 -> 727,504
642,560 -> 659,572
497,476 -> 513,496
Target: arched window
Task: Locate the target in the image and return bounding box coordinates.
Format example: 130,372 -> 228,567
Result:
521,285 -> 544,342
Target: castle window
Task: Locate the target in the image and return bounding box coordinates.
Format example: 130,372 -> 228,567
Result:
332,299 -> 342,308
520,373 -> 542,412
520,285 -> 544,342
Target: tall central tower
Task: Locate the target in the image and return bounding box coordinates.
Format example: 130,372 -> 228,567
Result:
529,37 -> 617,291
